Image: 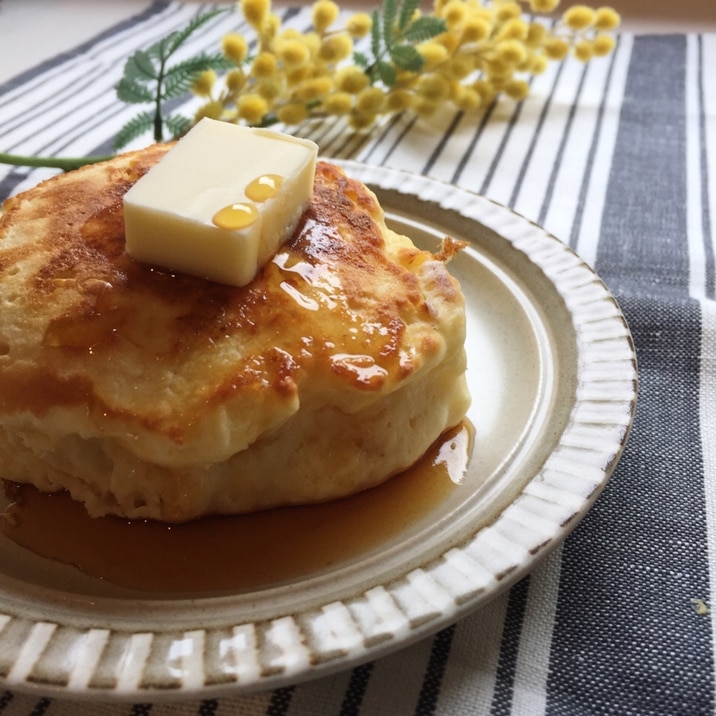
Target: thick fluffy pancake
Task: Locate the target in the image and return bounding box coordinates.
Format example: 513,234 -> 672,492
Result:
0,149 -> 470,521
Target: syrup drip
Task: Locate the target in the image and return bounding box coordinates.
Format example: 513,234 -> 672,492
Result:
212,202 -> 259,230
330,353 -> 388,388
211,174 -> 284,230
0,422 -> 473,594
245,174 -> 283,202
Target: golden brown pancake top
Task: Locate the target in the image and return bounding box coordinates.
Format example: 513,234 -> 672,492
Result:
0,148 -> 462,457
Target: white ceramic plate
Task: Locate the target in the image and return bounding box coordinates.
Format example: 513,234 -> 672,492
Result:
0,163 -> 637,700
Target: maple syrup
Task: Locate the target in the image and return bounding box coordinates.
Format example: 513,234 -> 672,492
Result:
0,422 -> 473,594
244,174 -> 283,202
212,201 -> 259,229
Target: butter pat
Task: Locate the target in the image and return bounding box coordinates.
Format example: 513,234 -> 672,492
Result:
123,118 -> 318,286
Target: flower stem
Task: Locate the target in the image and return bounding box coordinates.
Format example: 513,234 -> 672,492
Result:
0,152 -> 113,172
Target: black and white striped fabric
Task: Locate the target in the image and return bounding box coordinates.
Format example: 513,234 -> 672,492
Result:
0,2 -> 714,714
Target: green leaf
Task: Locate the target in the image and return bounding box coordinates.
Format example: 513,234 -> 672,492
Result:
161,53 -> 233,99
389,43 -> 424,72
370,8 -> 382,60
376,60 -> 397,86
112,7 -> 233,151
402,15 -> 447,43
381,0 -> 398,48
163,7 -> 230,57
145,35 -> 172,63
124,49 -> 158,81
397,0 -> 422,31
116,76 -> 154,104
142,7 -> 229,67
353,50 -> 370,68
113,110 -> 154,151
165,114 -> 193,140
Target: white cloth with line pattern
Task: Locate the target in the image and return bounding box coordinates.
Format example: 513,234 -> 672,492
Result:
0,2 -> 714,714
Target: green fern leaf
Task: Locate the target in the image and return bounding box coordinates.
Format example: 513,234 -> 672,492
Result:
389,44 -> 424,72
142,7 -> 228,67
402,16 -> 446,43
116,76 -> 154,104
376,60 -> 397,86
382,0 -> 398,48
163,7 -> 229,57
113,110 -> 154,151
124,49 -> 158,81
165,114 -> 193,140
397,0 -> 422,31
113,8 -> 234,145
370,8 -> 382,60
161,53 -> 234,100
353,50 -> 370,68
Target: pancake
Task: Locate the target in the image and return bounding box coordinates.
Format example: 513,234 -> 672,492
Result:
0,148 -> 470,522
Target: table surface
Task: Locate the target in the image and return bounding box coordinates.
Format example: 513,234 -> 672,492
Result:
0,1 -> 715,715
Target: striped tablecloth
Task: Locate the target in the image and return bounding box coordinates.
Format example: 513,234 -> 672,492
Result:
0,2 -> 714,714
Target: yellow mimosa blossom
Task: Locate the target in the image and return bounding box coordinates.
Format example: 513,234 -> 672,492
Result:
286,65 -> 311,85
194,100 -> 224,122
594,7 -> 620,30
496,39 -> 528,65
543,36 -> 570,59
529,54 -> 549,73
241,0 -> 270,29
277,102 -> 309,124
473,78 -> 496,105
444,54 -> 476,80
349,112 -> 377,130
414,97 -> 439,116
256,78 -> 283,101
416,73 -> 451,102
563,5 -> 596,30
295,76 -> 333,102
529,0 -> 560,12
346,12 -> 372,38
418,41 -> 450,70
222,33 -> 248,64
435,31 -> 460,54
504,78 -> 530,100
311,0 -> 340,33
237,94 -> 268,123
184,0 -> 619,131
442,0 -> 468,30
335,66 -> 370,94
356,86 -> 386,114
593,33 -> 616,56
260,13 -> 281,40
319,34 -> 353,63
498,18 -> 529,41
453,85 -> 481,110
574,38 -> 594,61
386,88 -> 415,112
192,70 -> 216,97
323,92 -> 354,114
252,52 -> 277,78
276,39 -> 311,66
461,16 -> 492,43
495,2 -> 522,22
225,69 -> 246,93
525,22 -> 547,48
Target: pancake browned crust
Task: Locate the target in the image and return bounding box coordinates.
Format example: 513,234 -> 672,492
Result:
0,148 -> 470,521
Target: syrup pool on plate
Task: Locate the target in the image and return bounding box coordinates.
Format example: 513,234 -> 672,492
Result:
0,423 -> 473,594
